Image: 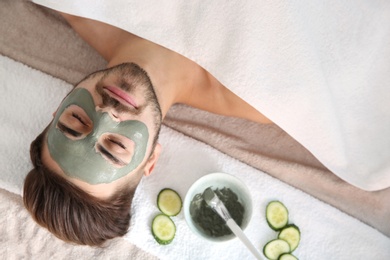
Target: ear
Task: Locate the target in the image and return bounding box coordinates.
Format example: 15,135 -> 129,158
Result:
143,143 -> 162,176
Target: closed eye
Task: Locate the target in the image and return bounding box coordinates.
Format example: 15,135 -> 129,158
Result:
96,144 -> 125,166
72,112 -> 88,126
57,122 -> 82,138
56,105 -> 93,139
108,138 -> 126,149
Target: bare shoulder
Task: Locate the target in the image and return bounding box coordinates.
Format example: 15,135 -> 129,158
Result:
58,11 -> 78,23
211,83 -> 274,124
184,69 -> 273,124
57,12 -> 131,61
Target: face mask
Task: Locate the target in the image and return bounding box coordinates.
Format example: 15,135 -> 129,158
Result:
47,88 -> 149,184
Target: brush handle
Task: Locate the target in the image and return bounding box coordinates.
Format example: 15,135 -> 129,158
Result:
226,219 -> 264,260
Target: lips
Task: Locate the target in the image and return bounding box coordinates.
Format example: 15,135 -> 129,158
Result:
103,86 -> 138,108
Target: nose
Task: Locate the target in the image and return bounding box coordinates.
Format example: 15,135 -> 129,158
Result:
96,105 -> 120,121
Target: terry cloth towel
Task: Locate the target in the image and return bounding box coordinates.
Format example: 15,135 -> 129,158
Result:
1,55 -> 390,259
32,0 -> 390,191
125,124 -> 390,259
0,57 -> 72,195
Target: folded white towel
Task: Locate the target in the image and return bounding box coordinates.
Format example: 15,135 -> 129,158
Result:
32,0 -> 390,191
0,56 -> 72,195
1,56 -> 389,259
126,125 -> 390,259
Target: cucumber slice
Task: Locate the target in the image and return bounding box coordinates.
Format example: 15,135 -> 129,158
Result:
278,224 -> 300,252
266,201 -> 289,231
278,253 -> 298,260
263,239 -> 291,260
152,214 -> 176,245
157,188 -> 182,216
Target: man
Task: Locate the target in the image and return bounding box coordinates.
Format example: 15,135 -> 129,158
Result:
23,11 -> 272,246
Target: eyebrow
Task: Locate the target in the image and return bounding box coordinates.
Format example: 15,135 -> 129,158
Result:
96,144 -> 125,166
57,122 -> 82,137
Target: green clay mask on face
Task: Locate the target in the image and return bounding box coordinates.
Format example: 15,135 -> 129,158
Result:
47,88 -> 149,184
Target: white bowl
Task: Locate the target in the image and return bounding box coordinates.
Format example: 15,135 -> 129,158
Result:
183,172 -> 253,242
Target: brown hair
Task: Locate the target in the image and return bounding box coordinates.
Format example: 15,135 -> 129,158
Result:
23,129 -> 134,246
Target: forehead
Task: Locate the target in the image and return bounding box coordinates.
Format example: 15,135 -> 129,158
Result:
41,137 -> 139,199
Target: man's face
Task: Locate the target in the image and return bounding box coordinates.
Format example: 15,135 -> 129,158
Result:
42,63 -> 162,197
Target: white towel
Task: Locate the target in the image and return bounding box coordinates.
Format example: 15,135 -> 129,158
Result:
0,56 -> 72,195
126,124 -> 390,259
32,0 -> 390,191
1,55 -> 389,259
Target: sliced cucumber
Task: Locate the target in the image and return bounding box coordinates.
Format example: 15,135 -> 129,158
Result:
266,201 -> 289,231
152,214 -> 176,245
157,188 -> 182,216
278,224 -> 300,252
278,253 -> 298,260
263,239 -> 291,260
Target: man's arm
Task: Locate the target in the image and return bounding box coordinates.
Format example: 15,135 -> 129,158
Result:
59,12 -> 130,61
